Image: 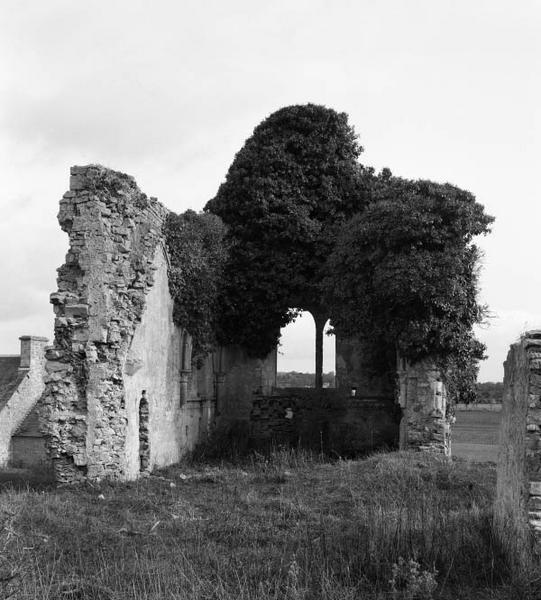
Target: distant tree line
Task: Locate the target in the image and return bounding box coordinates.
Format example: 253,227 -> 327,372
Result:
276,371 -> 335,388
475,382 -> 503,404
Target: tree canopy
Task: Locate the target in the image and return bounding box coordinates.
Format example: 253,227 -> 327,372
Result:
327,171 -> 494,400
206,104 -> 368,385
163,103 -> 494,400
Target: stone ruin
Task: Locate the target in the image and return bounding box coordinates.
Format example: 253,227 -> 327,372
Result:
0,165 -> 454,483
495,331 -> 541,566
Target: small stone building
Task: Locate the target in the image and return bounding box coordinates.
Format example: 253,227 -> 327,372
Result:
0,336 -> 49,468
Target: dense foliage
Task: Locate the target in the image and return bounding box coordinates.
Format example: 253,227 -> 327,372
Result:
206,104 -> 368,371
164,210 -> 228,361
328,172 -> 494,401
164,103 -> 493,399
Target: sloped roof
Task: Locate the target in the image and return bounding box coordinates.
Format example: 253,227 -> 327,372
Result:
0,356 -> 25,408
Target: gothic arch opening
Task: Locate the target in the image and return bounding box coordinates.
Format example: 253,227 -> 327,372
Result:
277,311 -> 335,388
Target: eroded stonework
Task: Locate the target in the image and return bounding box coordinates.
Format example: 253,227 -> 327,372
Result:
335,337 -> 451,456
37,165 -> 279,484
495,331 -> 541,565
40,166 -> 184,482
397,357 -> 451,456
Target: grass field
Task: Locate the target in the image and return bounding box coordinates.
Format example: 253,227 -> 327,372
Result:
0,448 -> 538,600
453,410 -> 502,463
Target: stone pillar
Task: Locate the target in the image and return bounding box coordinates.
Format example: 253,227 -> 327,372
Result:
398,357 -> 451,456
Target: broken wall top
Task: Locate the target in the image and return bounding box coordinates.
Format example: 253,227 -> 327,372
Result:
40,165 -> 172,482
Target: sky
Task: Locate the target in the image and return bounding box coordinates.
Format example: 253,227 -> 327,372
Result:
0,0 -> 539,381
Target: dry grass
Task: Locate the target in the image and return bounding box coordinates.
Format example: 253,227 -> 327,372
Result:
0,450 -> 538,599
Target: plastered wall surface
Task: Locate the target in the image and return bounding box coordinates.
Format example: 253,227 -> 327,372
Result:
123,246 -> 211,478
219,346 -> 277,422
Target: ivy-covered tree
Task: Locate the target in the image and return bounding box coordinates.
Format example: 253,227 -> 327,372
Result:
165,210 -> 228,362
206,104 -> 368,387
328,171 -> 494,402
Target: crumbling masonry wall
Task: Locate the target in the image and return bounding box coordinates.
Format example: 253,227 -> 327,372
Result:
39,166 -> 213,482
494,331 -> 541,568
336,337 -> 451,456
250,389 -> 399,455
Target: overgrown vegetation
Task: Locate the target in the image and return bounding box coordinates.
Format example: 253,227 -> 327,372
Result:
0,451 -> 537,599
206,104 -> 369,386
328,172 -> 494,403
200,104 -> 493,395
163,104 -> 493,396
164,210 -> 228,361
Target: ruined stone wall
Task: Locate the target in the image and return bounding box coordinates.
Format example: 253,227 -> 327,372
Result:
0,336 -> 48,467
217,346 -> 277,422
335,336 -> 394,397
494,332 -> 541,567
336,337 -> 451,456
39,166 -> 215,482
250,389 -> 399,455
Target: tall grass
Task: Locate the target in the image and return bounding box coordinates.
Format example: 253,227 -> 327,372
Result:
0,450 -> 538,599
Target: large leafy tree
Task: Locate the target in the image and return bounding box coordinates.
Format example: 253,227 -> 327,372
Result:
328,171 -> 494,402
206,104 -> 368,387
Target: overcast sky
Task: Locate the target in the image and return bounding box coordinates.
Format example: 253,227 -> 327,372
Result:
1,0 -> 539,381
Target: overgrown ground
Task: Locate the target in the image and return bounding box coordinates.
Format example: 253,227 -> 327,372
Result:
452,410 -> 501,462
0,450 -> 538,599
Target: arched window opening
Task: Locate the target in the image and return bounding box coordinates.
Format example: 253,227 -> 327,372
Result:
276,312 -> 335,388
322,319 -> 336,388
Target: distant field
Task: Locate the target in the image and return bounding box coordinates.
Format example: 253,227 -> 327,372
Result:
453,410 -> 501,462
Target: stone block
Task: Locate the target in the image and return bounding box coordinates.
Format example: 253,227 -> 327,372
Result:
64,304 -> 89,318
530,481 -> 541,495
70,174 -> 86,191
529,496 -> 541,510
